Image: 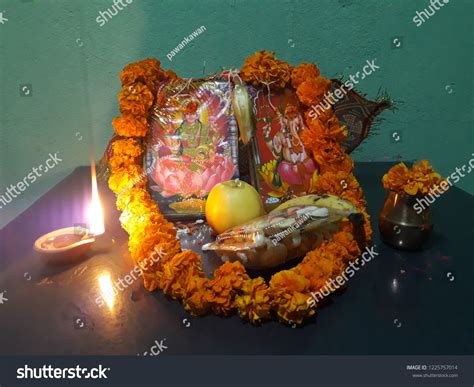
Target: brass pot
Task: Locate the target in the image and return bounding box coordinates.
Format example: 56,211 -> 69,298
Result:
378,191 -> 433,250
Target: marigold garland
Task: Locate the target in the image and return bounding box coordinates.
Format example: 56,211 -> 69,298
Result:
240,50 -> 291,88
382,160 -> 444,196
107,53 -> 373,326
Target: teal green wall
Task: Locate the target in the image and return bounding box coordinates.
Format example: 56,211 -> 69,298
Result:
0,0 -> 472,228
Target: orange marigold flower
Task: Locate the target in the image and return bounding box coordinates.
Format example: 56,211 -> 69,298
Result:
129,225 -> 178,267
120,58 -> 168,94
313,171 -> 364,207
382,160 -> 443,196
309,139 -> 353,175
303,115 -> 347,146
298,241 -> 348,295
296,76 -> 332,106
269,270 -> 315,324
161,250 -> 204,299
240,50 -> 291,88
332,230 -> 361,262
183,275 -> 211,316
235,277 -> 272,325
112,114 -> 148,137
140,240 -> 181,291
206,261 -> 249,316
108,164 -> 145,195
359,208 -> 373,243
304,107 -> 334,127
291,63 -> 320,88
109,138 -> 143,171
118,82 -> 154,116
297,257 -> 332,293
314,171 -> 358,195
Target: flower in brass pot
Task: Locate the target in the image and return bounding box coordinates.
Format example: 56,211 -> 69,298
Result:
379,161 -> 445,250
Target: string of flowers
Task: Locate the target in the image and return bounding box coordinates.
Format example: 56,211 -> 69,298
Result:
382,160 -> 444,196
107,52 -> 372,325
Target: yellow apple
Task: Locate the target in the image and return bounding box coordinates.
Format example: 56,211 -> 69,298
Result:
205,179 -> 265,234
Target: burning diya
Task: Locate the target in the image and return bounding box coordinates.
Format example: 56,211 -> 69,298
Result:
34,164 -> 105,262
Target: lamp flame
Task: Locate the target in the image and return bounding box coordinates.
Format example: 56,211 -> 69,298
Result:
88,163 -> 105,236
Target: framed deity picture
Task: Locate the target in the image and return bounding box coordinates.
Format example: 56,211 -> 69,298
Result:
250,87 -> 319,210
145,79 -> 240,218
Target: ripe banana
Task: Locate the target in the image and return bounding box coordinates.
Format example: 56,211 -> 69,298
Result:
272,194 -> 359,223
232,84 -> 256,144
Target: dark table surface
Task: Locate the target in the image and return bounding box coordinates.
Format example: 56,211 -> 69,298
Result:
0,162 -> 472,355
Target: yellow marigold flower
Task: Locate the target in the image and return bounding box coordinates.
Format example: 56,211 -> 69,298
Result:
108,165 -> 145,195
116,186 -> 150,212
235,277 -> 272,324
109,138 -> 144,171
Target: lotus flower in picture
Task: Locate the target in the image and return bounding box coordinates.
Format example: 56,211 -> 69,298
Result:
151,153 -> 235,198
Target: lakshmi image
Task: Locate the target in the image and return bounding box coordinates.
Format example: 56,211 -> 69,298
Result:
262,105 -> 317,194
174,100 -> 220,158
149,99 -> 235,200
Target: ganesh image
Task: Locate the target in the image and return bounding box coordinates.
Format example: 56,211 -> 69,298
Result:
254,88 -> 319,207
263,104 -> 316,193
145,81 -> 239,216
